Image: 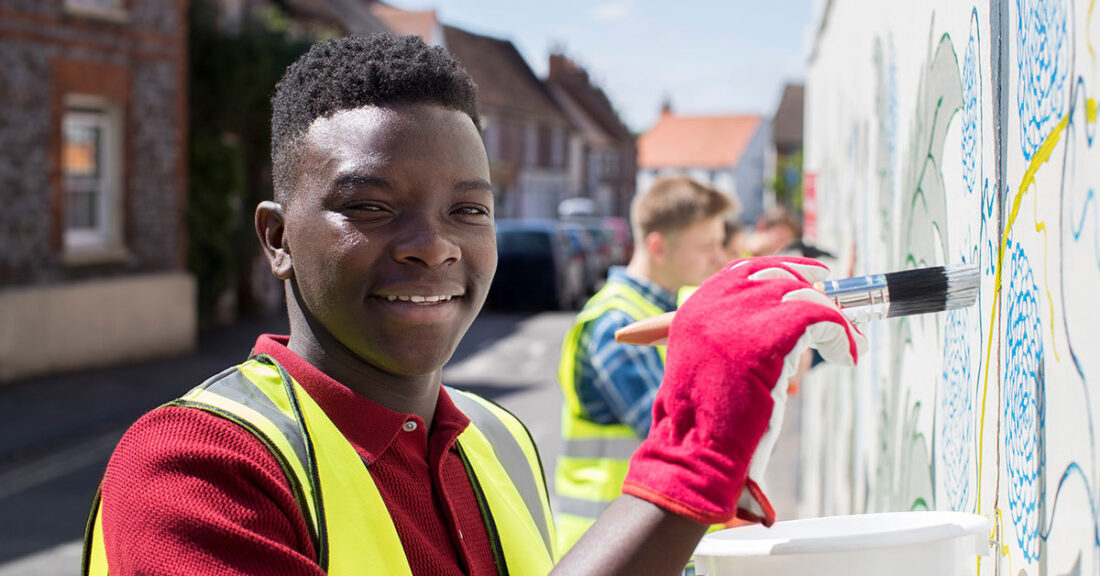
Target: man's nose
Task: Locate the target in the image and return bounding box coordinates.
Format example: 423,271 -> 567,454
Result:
392,215 -> 462,267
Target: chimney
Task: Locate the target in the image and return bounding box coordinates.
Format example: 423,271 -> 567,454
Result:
660,95 -> 673,117
549,52 -> 565,80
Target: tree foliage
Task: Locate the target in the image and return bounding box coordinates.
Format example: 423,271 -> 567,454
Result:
187,0 -> 311,324
771,147 -> 804,214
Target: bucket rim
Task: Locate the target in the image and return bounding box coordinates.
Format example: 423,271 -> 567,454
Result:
694,511 -> 990,557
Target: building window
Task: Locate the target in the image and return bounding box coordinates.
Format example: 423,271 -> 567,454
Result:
551,128 -> 565,168
63,97 -> 123,256
65,0 -> 128,22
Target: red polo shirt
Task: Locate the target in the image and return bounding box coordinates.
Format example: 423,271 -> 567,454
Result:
100,335 -> 499,575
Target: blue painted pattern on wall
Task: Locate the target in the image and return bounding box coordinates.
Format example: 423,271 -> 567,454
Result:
1016,0 -> 1069,160
1003,240 -> 1045,562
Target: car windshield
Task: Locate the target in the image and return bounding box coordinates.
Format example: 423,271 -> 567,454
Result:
497,230 -> 552,255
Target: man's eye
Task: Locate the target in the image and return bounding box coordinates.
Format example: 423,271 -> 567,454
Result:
455,205 -> 490,217
343,203 -> 392,216
341,203 -> 392,222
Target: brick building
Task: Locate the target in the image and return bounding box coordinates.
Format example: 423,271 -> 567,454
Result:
370,3 -> 576,220
0,0 -> 193,382
545,52 -> 636,219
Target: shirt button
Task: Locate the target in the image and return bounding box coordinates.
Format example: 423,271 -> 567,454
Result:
402,420 -> 418,432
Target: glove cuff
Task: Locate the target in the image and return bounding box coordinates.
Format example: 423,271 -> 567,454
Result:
621,480 -> 739,526
622,438 -> 754,525
734,477 -> 776,527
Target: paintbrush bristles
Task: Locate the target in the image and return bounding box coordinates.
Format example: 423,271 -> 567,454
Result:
943,264 -> 980,311
884,264 -> 979,318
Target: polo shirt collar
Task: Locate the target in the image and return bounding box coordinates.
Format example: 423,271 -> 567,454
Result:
251,335 -> 471,464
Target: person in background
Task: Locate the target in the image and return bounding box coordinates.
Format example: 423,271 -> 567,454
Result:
745,206 -> 801,257
83,34 -> 865,576
555,176 -> 734,552
723,216 -> 749,261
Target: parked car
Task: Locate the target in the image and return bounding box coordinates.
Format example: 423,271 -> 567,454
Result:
488,219 -> 588,311
557,220 -> 608,293
559,215 -> 635,290
601,216 -> 633,266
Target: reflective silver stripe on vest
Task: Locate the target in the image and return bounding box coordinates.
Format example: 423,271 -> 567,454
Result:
560,436 -> 642,460
201,368 -> 311,472
446,387 -> 554,559
555,494 -> 612,519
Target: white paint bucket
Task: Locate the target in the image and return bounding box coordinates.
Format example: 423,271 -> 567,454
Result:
693,511 -> 991,576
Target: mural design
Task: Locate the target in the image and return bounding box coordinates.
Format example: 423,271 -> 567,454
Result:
1016,0 -> 1070,160
804,0 -> 1100,574
939,11 -> 985,515
1002,240 -> 1045,562
941,306 -> 976,512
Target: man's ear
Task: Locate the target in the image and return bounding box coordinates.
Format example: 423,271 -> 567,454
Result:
255,201 -> 293,280
645,231 -> 667,263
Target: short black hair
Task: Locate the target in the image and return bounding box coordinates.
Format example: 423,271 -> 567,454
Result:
270,34 -> 481,202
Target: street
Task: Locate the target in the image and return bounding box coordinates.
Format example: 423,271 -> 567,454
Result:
0,309 -> 801,575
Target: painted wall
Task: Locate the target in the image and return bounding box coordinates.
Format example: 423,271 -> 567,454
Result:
803,1 -> 1100,574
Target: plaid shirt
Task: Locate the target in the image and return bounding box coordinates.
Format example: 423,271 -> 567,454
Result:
574,267 -> 678,438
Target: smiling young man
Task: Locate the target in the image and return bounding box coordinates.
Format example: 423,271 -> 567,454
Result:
83,34 -> 866,576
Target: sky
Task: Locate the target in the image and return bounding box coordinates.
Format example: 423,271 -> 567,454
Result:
388,0 -> 823,133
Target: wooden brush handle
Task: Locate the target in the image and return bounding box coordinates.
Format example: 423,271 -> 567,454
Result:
613,311 -> 676,346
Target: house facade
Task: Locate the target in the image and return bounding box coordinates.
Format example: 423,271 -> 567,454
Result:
370,3 -> 575,220
544,52 -> 636,219
636,106 -> 771,224
0,0 -> 193,382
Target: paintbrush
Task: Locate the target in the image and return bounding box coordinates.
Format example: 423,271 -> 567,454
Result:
614,264 -> 980,346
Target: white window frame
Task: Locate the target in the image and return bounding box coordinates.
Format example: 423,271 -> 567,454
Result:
63,95 -> 126,261
64,0 -> 129,22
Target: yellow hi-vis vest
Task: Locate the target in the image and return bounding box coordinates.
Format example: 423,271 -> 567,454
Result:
83,354 -> 557,575
555,281 -> 666,552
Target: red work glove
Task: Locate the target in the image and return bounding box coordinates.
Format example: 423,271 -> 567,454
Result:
622,256 -> 866,526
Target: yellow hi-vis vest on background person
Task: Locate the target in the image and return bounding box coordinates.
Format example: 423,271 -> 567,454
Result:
556,281 -> 666,553
83,354 -> 556,576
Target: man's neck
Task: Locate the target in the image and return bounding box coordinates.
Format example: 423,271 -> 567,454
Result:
625,257 -> 678,294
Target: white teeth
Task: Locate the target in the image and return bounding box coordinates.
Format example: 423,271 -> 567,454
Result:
383,295 -> 452,303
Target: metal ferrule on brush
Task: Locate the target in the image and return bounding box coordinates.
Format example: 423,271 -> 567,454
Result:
818,274 -> 891,323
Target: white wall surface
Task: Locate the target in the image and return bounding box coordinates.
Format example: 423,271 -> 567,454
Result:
804,1 -> 1100,574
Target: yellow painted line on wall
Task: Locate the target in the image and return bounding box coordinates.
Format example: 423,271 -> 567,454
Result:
1032,185 -> 1060,362
976,115 -> 1068,515
1090,0 -> 1097,65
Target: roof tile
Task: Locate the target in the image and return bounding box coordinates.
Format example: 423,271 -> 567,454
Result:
638,114 -> 762,169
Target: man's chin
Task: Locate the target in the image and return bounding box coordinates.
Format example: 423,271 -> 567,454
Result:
370,340 -> 460,377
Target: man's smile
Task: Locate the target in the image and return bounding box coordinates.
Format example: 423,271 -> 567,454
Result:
382,294 -> 454,303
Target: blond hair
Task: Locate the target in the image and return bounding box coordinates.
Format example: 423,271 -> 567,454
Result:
631,176 -> 735,240
755,206 -> 801,237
